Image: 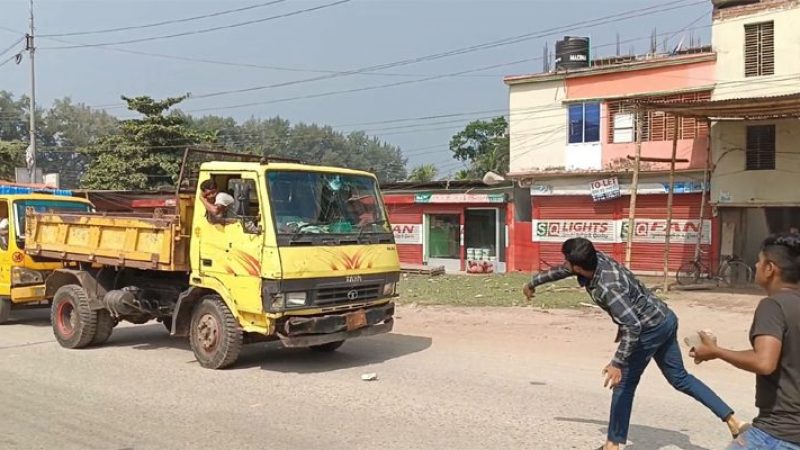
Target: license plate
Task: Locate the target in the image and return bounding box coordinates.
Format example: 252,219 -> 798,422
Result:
346,310 -> 367,331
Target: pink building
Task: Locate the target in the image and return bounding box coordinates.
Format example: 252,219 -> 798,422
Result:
503,49 -> 718,275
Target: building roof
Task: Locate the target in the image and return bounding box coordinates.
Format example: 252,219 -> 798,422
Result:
504,52 -> 715,85
506,168 -> 705,181
381,180 -> 511,192
713,0 -> 798,20
639,92 -> 800,119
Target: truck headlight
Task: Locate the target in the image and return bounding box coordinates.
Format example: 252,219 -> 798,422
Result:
11,267 -> 44,286
383,282 -> 396,296
284,292 -> 307,307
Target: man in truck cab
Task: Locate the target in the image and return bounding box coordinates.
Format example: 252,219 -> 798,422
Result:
0,218 -> 9,251
199,180 -> 235,222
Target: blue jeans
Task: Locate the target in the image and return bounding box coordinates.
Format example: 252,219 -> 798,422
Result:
608,310 -> 734,444
726,426 -> 800,450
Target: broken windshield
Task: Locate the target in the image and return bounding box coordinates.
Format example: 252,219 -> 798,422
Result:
267,171 -> 390,241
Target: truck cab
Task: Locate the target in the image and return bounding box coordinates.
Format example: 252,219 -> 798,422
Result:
0,193 -> 93,323
183,162 -> 400,366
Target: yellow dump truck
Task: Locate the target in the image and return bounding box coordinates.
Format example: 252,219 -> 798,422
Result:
25,154 -> 400,369
0,192 -> 94,324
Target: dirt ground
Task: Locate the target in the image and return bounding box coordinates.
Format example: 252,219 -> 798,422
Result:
0,288 -> 764,450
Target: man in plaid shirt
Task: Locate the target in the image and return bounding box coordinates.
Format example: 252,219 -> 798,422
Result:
524,238 -> 745,450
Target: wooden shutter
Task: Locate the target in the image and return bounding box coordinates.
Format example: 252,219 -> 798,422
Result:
745,22 -> 775,77
746,125 -> 776,171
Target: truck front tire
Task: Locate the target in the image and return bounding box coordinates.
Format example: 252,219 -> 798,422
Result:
0,297 -> 11,324
189,295 -> 243,370
51,285 -> 98,349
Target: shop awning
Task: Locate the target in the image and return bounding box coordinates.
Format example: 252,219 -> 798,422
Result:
638,92 -> 800,120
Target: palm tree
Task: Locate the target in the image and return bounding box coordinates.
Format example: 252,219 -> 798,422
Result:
408,164 -> 438,182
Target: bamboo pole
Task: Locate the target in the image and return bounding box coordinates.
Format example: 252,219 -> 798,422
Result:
662,116 -> 680,292
624,106 -> 643,268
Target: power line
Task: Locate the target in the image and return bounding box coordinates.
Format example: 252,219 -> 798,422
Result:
187,56 -> 541,108
37,37 -> 501,79
0,52 -> 22,69
39,0 -> 288,37
183,27 -> 713,112
181,0 -> 706,103
46,0 -> 705,113
0,36 -> 24,59
41,0 -> 352,49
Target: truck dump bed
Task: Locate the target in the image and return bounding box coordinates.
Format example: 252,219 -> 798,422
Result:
26,198 -> 193,272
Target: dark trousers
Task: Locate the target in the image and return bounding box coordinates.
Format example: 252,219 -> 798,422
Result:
608,310 -> 734,444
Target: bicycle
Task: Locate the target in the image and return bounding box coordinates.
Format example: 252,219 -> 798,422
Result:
675,248 -> 754,288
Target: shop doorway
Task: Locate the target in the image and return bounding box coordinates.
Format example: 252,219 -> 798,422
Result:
464,208 -> 504,273
425,213 -> 461,273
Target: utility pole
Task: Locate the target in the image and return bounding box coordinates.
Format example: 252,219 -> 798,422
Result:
26,0 -> 37,183
624,105 -> 643,268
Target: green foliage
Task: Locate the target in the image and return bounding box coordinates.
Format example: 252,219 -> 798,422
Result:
449,117 -> 509,178
80,95 -> 214,190
408,164 -> 438,182
186,116 -> 407,183
0,141 -> 25,181
2,89 -> 409,188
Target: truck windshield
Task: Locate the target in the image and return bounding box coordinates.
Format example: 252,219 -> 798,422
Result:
267,171 -> 391,241
14,200 -> 92,241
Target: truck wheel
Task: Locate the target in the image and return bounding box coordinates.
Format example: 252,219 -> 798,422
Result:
0,297 -> 11,324
161,318 -> 172,334
309,340 -> 345,352
91,310 -> 117,346
51,285 -> 98,349
189,295 -> 243,370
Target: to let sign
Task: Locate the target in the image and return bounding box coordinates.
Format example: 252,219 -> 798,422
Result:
590,177 -> 621,202
392,224 -> 423,245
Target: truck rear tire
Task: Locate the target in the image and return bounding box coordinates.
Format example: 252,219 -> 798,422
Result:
309,340 -> 345,352
91,310 -> 116,346
51,285 -> 98,349
0,297 -> 11,324
189,295 -> 243,370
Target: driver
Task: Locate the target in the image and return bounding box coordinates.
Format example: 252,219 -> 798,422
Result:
0,218 -> 9,251
199,180 -> 235,222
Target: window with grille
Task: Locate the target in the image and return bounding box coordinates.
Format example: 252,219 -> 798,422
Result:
745,22 -> 775,77
607,91 -> 711,143
746,125 -> 776,171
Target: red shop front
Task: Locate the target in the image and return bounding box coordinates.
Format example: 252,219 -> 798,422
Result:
526,172 -> 719,275
382,181 -> 514,274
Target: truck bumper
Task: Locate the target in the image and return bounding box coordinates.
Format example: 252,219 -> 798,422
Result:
11,284 -> 47,304
279,303 -> 394,348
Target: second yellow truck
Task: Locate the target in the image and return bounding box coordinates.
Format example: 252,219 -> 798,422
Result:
25,155 -> 400,369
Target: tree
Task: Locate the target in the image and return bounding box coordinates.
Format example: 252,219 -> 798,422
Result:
0,91 -> 28,142
185,114 -> 407,183
449,117 -> 509,179
41,98 -> 118,188
0,141 -> 25,181
81,95 -> 214,190
408,164 -> 438,182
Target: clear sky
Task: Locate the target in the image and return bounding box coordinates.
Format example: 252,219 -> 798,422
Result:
0,0 -> 711,175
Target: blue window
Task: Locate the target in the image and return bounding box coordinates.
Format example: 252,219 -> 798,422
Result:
568,102 -> 601,144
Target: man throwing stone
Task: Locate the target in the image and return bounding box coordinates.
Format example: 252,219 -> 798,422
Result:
523,237 -> 745,450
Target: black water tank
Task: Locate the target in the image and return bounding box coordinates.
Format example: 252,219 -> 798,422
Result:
555,36 -> 590,71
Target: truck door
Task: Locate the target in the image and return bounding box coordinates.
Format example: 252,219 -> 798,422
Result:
197,173 -> 265,314
0,198 -> 11,298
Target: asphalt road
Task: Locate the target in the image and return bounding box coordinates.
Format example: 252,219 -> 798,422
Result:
0,295 -> 759,450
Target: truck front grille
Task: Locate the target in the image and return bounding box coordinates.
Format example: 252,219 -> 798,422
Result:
315,284 -> 381,306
